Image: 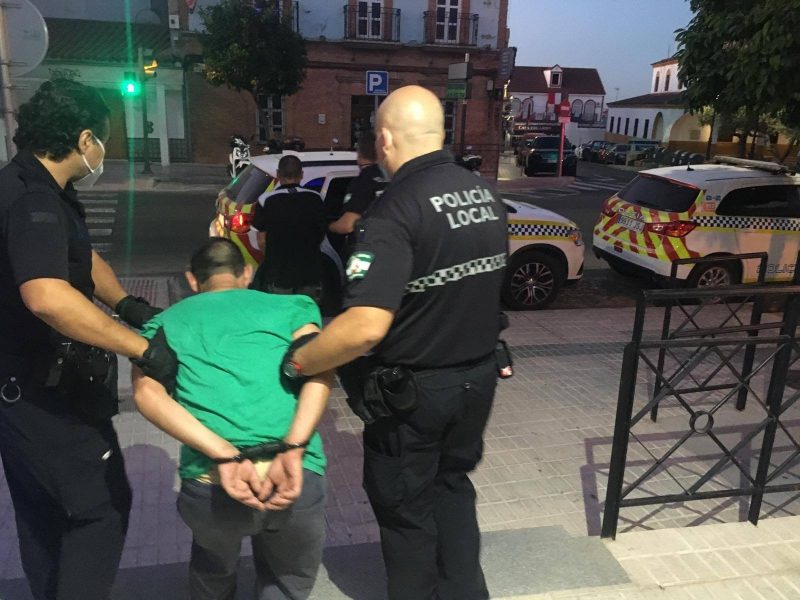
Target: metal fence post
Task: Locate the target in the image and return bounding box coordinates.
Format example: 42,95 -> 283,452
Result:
736,255 -> 769,411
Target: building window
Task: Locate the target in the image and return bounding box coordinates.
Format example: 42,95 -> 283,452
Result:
571,99 -> 583,117
616,117 -> 621,134
654,74 -> 660,93
643,119 -> 650,138
624,118 -> 629,135
633,118 -> 639,137
583,99 -> 596,122
442,100 -> 456,145
610,116 -> 615,132
551,72 -> 560,87
664,70 -> 671,92
436,0 -> 460,43
357,1 -> 383,39
258,95 -> 283,141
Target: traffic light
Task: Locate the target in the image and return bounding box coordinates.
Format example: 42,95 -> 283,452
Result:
120,72 -> 141,96
145,121 -> 154,135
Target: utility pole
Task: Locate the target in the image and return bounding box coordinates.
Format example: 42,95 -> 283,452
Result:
138,46 -> 152,174
0,3 -> 17,159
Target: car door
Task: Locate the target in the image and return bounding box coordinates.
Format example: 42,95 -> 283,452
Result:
716,183 -> 800,282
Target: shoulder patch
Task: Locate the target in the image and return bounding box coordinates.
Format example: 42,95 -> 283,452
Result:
346,252 -> 374,281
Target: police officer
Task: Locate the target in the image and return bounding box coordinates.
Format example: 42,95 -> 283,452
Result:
283,85 -> 508,599
0,79 -> 175,600
329,130 -> 387,255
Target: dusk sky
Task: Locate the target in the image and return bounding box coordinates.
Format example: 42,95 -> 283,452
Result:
508,0 -> 695,101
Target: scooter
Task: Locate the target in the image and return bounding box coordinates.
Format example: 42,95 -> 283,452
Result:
455,152 -> 483,173
228,135 -> 252,179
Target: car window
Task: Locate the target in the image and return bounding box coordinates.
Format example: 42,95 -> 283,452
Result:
226,166 -> 273,205
717,185 -> 800,219
616,145 -> 629,151
532,137 -> 560,149
323,176 -> 355,220
618,174 -> 699,212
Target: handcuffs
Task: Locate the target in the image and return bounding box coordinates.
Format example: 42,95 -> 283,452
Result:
0,377 -> 21,404
212,439 -> 310,465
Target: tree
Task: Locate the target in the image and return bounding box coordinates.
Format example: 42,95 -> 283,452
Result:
676,0 -> 800,157
200,0 -> 307,140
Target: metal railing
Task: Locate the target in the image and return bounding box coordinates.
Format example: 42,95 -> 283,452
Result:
601,252 -> 800,539
423,11 -> 478,46
343,5 -> 401,42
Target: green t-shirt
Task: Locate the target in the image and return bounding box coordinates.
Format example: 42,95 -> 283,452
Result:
141,289 -> 325,480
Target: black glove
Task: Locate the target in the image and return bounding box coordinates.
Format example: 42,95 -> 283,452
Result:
280,332 -> 320,385
131,327 -> 178,395
116,295 -> 162,329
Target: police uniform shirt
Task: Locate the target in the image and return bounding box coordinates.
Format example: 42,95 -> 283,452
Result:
343,163 -> 386,217
251,185 -> 327,288
0,150 -> 94,359
344,150 -> 508,368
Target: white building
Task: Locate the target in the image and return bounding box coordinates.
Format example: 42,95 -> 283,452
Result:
606,57 -> 708,144
508,65 -> 605,124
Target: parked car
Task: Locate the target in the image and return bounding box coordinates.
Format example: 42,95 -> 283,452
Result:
601,143 -> 631,165
211,152 -> 585,311
581,140 -> 614,162
592,156 -> 800,287
522,135 -> 577,177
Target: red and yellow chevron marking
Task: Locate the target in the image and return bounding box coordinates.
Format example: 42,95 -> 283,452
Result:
595,192 -> 704,263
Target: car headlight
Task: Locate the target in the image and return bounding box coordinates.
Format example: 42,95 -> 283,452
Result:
569,227 -> 584,246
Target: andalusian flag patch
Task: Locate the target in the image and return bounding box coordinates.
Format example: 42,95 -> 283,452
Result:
346,252 -> 374,281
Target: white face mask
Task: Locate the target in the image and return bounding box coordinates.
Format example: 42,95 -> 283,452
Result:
74,136 -> 105,189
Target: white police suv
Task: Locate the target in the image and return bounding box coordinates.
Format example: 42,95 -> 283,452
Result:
593,156 -> 800,286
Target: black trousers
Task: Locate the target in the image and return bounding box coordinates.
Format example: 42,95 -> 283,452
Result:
362,356 -> 497,600
0,386 -> 132,600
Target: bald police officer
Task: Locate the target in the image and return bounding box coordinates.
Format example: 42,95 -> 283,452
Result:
283,85 -> 507,600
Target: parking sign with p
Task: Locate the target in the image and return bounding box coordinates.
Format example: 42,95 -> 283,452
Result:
366,70 -> 389,96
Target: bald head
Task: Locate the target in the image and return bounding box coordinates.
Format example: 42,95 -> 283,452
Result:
375,85 -> 445,177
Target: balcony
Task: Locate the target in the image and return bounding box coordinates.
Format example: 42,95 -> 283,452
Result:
423,10 -> 478,46
343,4 -> 401,43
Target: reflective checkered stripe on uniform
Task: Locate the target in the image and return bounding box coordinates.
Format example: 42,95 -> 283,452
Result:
593,193 -> 703,262
508,221 -> 572,239
694,215 -> 800,232
405,253 -> 507,294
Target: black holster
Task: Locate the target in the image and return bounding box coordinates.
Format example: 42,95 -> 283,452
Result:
338,357 -> 419,424
41,341 -> 119,422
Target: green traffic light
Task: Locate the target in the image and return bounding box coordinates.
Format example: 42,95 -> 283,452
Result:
120,73 -> 141,96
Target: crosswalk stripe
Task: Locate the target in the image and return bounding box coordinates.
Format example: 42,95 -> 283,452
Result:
571,182 -> 620,191
85,207 -> 116,214
88,228 -> 113,237
92,243 -> 112,252
86,217 -> 115,224
82,198 -> 118,206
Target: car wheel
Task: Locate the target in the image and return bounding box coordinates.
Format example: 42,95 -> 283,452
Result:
524,160 -> 537,177
319,256 -> 342,317
502,251 -> 564,310
687,261 -> 739,288
581,149 -> 590,161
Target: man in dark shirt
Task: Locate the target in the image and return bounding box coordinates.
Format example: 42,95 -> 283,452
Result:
0,79 -> 173,600
281,86 -> 507,600
329,130 -> 387,251
251,155 -> 327,300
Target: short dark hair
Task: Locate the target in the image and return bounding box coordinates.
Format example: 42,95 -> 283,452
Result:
277,155 -> 302,180
190,238 -> 245,284
357,130 -> 377,162
14,79 -> 111,161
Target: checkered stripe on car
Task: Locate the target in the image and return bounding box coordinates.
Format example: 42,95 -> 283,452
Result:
405,253 -> 507,294
508,222 -> 572,237
694,216 -> 800,232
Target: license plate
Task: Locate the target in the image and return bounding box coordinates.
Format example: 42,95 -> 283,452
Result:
618,215 -> 644,233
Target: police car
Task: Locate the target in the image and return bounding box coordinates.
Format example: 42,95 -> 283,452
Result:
210,153 -> 585,311
593,156 -> 800,286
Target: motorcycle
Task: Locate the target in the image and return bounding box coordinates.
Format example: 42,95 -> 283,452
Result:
455,152 -> 483,174
228,135 -> 252,179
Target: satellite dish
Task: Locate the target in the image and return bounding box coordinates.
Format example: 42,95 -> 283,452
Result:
4,0 -> 48,77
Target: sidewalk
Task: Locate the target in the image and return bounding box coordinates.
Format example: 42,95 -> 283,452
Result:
92,160 -> 229,193
1,285 -> 798,599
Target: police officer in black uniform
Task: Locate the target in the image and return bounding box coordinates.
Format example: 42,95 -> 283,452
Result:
0,79 -> 175,600
329,130 -> 387,255
282,85 -> 507,600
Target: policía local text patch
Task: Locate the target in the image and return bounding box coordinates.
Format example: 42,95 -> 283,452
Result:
346,252 -> 374,281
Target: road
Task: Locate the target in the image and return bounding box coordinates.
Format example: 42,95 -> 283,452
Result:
84,161 -> 653,309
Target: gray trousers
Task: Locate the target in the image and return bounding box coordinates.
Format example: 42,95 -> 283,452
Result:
177,470 -> 326,600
